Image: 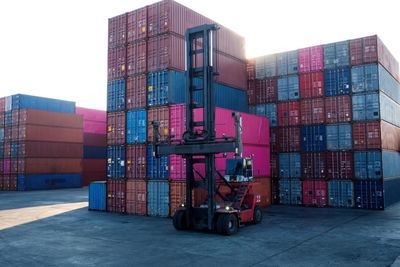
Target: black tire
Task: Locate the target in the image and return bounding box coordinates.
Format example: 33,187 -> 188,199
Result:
173,210 -> 186,230
222,214 -> 238,235
253,206 -> 262,224
216,214 -> 224,234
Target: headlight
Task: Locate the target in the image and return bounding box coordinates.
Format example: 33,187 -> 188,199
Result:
225,206 -> 231,211
179,203 -> 185,207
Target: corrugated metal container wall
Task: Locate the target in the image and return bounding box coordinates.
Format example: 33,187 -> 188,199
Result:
246,59 -> 255,80
147,70 -> 184,107
5,96 -> 12,112
76,107 -> 106,122
11,110 -> 19,126
169,154 -> 185,181
19,109 -> 83,129
89,181 -> 107,211
298,46 -> 323,73
324,68 -> 351,96
354,180 -> 383,210
328,180 -> 354,208
352,122 -> 381,150
18,142 -> 83,158
378,64 -> 400,103
323,41 -> 349,69
107,146 -> 125,178
5,111 -> 11,127
300,98 -> 325,125
278,127 -> 300,152
302,180 -> 327,207
18,125 -> 83,143
279,179 -> 302,205
250,177 -> 272,208
170,181 -> 186,217
0,113 -> 4,127
0,97 -> 5,112
277,101 -> 300,126
126,75 -> 146,110
16,158 -> 82,174
126,109 -> 147,144
264,55 -> 277,78
354,151 -> 382,180
147,106 -> 169,142
277,75 -> 299,101
108,46 -> 126,80
108,13 -> 126,48
326,123 -> 352,151
270,154 -> 278,177
147,145 -> 169,180
84,146 -> 106,159
126,179 -> 147,215
106,179 -> 126,213
381,120 -> 400,151
384,178 -> 400,207
327,151 -> 353,179
247,80 -> 256,105
270,128 -> 278,153
84,133 -> 106,147
255,78 -> 277,104
0,129 -> 4,143
352,93 -> 380,121
351,64 -> 378,94
255,103 -> 277,127
126,144 -> 147,179
277,50 -> 298,76
300,125 -> 326,152
301,152 -> 326,179
278,153 -> 301,178
127,41 -> 147,75
380,93 -> 400,128
127,7 -> 147,42
107,111 -> 125,145
382,151 -> 400,179
325,95 -> 352,123
299,72 -> 324,98
107,79 -> 126,112
147,180 -> 169,217
11,94 -> 76,113
18,174 -> 82,191
255,56 -> 265,79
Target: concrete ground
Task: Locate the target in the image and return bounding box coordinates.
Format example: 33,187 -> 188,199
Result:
1,188 -> 400,266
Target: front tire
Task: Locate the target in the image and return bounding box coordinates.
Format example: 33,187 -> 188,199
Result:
173,210 -> 186,230
253,206 -> 262,224
222,214 -> 238,235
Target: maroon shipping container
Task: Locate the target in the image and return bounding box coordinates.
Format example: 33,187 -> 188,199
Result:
82,171 -> 106,186
17,158 -> 82,174
83,133 -> 106,147
126,144 -> 147,179
381,120 -> 400,151
4,127 -> 11,142
270,154 -> 278,178
19,109 -> 83,129
3,142 -> 10,158
325,95 -> 351,123
18,125 -> 83,143
271,178 -> 279,204
255,78 -> 277,104
10,159 -> 18,174
2,176 -> 9,190
11,110 -> 19,126
127,7 -> 147,42
352,122 -> 381,150
0,161 -> 3,176
350,38 -> 363,66
301,152 -> 327,179
300,98 -> 325,125
107,179 -> 126,213
326,151 -> 353,180
126,179 -> 147,215
108,13 -> 127,48
247,59 -> 255,80
18,142 -> 83,158
147,106 -> 170,142
277,101 -> 300,126
9,175 -> 18,191
278,127 -> 301,152
126,75 -> 147,110
302,180 -> 327,207
247,80 -> 256,105
270,128 -> 278,154
83,159 -> 106,172
0,97 -> 4,112
215,54 -> 246,90
299,72 -> 324,98
107,111 -> 126,145
108,46 -> 126,81
0,112 -> 4,127
127,41 -> 147,75
11,126 -> 18,141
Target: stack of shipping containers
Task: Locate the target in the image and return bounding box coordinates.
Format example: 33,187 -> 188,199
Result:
248,35 -> 400,209
0,94 -> 84,191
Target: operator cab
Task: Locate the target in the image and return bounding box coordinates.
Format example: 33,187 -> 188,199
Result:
224,157 -> 253,182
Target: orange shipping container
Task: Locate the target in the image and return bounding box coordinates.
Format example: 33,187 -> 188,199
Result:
169,181 -> 186,217
250,178 -> 271,208
126,179 -> 147,215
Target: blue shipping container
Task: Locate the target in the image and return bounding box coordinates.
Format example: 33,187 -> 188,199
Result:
279,153 -> 301,178
18,174 -> 82,191
277,50 -> 298,76
380,92 -> 400,128
264,54 -> 277,78
279,179 -> 302,205
384,178 -> 400,207
147,146 -> 169,180
248,105 -> 256,115
126,109 -> 147,144
10,141 -> 18,158
351,64 -> 379,93
277,75 -> 299,101
0,128 -> 4,142
301,125 -> 326,152
352,93 -> 380,121
382,151 -> 400,179
323,41 -> 349,69
255,57 -> 265,79
147,181 -> 169,217
328,180 -> 354,208
11,94 -> 75,113
5,96 -> 12,112
326,124 -> 352,151
89,181 -> 107,211
0,143 -> 3,159
324,68 -> 351,96
378,64 -> 400,104
107,146 -> 125,178
5,111 -> 11,127
84,146 -> 107,159
107,79 -> 126,112
255,103 -> 277,127
354,180 -> 384,210
354,151 -> 382,180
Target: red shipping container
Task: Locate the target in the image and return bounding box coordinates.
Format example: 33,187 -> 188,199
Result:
0,97 -> 5,112
247,59 -> 255,80
271,178 -> 279,204
250,177 -> 271,208
3,175 -> 10,190
17,158 -> 82,174
270,128 -> 278,153
9,175 -> 17,191
11,110 -> 19,126
83,133 -> 106,147
10,159 -> 18,174
127,41 -> 147,75
300,98 -> 325,125
0,112 -> 4,127
126,179 -> 147,215
126,144 -> 147,179
147,106 -> 170,142
11,126 -> 19,141
381,120 -> 400,151
350,38 -> 363,66
126,75 -> 147,110
83,159 -> 106,172
108,46 -> 126,81
108,14 -> 127,48
3,142 -> 11,158
255,78 -> 277,104
170,181 -> 186,217
127,7 -> 147,42
19,109 -> 83,129
270,154 -> 278,178
107,111 -> 126,145
352,122 -> 381,150
277,101 -> 300,126
82,171 -> 106,186
107,179 -> 126,213
4,127 -> 11,142
0,174 -> 4,190
325,95 -> 351,123
3,159 -> 10,174
278,127 -> 300,152
301,152 -> 327,179
326,151 -> 353,180
247,80 -> 256,105
302,180 -> 327,207
299,72 -> 324,98
215,54 -> 246,90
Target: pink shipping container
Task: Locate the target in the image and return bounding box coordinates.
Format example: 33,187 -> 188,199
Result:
301,152 -> 327,179
107,111 -> 125,145
299,72 -> 324,98
76,107 -> 106,123
169,154 -> 186,180
302,180 -> 327,207
277,101 -> 300,127
108,46 -> 126,81
127,7 -> 147,42
126,144 -> 147,179
255,78 -> 277,104
108,13 -> 127,48
84,121 -> 106,134
326,151 -> 353,180
127,41 -> 147,75
300,98 -> 325,125
325,95 -> 351,123
3,159 -> 11,174
0,97 -> 5,112
278,127 -> 300,152
126,75 -> 147,110
298,46 -> 323,73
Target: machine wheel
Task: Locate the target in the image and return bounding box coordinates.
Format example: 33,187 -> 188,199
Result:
173,210 -> 186,230
216,215 -> 225,234
253,206 -> 262,224
222,214 -> 238,235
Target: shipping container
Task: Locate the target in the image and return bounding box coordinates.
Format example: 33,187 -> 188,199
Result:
323,41 -> 349,69
84,133 -> 107,147
378,64 -> 400,103
76,107 -> 106,123
270,128 -> 278,153
108,13 -> 126,48
246,59 -> 255,80
352,93 -> 380,121
326,151 -> 353,180
108,46 -> 126,80
83,146 -> 106,159
18,109 -> 83,129
126,75 -> 147,110
169,104 -> 185,141
381,120 -> 400,151
300,98 -> 325,125
89,181 -> 107,211
277,50 -> 298,76
279,179 -> 302,205
126,179 -> 147,215
302,180 -> 327,207
384,178 -> 400,208
328,180 -> 354,208
0,143 -> 3,159
10,159 -> 18,174
147,106 -> 170,142
279,153 -> 301,178
170,181 -> 186,217
147,146 -> 169,180
255,78 -> 277,104
277,75 -> 299,101
10,142 -> 18,158
0,128 -> 4,143
324,68 -> 351,96
107,111 -> 126,145
126,109 -> 147,144
247,80 -> 256,105
3,142 -> 10,158
271,178 -> 279,204
18,125 -> 83,143
126,144 -> 147,179
169,154 -> 185,181
301,125 -> 326,152
147,180 -> 169,217
325,95 -> 352,123
0,97 -> 4,112
16,141 -> 83,159
277,101 -> 300,126
107,146 -> 125,178
127,7 -> 147,42
299,72 -> 324,98
106,179 -> 126,213
5,96 -> 12,112
351,64 -> 379,93
81,121 -> 106,135
0,113 -> 4,127
301,152 -> 327,179
83,171 -> 106,187
264,55 -> 277,78
250,177 -> 272,208
83,159 -> 106,172
326,123 -> 352,151
107,79 -> 126,112
278,127 -> 300,152
354,151 -> 382,180
255,57 -> 264,79
354,180 -> 383,210
298,46 -> 323,73
11,94 -> 75,113
382,151 -> 400,179
127,40 -> 147,75
18,174 -> 82,191
11,110 -> 19,126
17,158 -> 82,174
352,122 -> 381,150
5,111 -> 11,127
380,92 -> 400,128
255,103 -> 277,127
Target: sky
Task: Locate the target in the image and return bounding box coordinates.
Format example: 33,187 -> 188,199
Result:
1,0 -> 399,110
